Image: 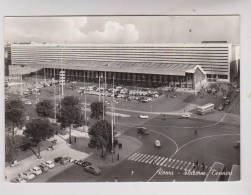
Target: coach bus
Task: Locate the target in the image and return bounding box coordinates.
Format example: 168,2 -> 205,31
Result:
228,165 -> 240,181
197,103 -> 215,115
204,162 -> 225,181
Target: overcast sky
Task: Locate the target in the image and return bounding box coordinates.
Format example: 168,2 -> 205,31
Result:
4,15 -> 239,44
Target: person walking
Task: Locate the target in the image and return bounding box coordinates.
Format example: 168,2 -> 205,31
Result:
194,130 -> 198,136
131,170 -> 135,176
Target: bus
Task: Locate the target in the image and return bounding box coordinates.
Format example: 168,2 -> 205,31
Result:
204,162 -> 225,181
228,165 -> 240,181
197,103 -> 215,115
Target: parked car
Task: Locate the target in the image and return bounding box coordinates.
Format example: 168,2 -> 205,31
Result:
29,167 -> 42,175
24,100 -> 32,105
76,160 -> 92,167
20,171 -> 35,180
44,160 -> 55,168
224,99 -> 230,105
39,164 -> 49,172
54,156 -> 63,163
218,104 -> 224,111
10,160 -> 20,167
137,127 -> 149,135
11,177 -> 27,183
180,113 -> 191,118
212,88 -> 217,94
84,165 -> 101,175
139,115 -> 149,119
234,141 -> 240,149
154,140 -> 161,148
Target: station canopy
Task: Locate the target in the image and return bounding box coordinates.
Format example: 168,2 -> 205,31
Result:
35,60 -> 206,76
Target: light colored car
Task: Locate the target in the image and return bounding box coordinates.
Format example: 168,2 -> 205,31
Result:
181,113 -> 191,118
139,115 -> 149,119
11,177 -> 27,183
24,100 -> 32,105
44,160 -> 55,168
30,167 -> 42,175
20,171 -> 35,180
154,140 -> 161,148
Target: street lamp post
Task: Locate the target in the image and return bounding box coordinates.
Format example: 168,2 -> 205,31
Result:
111,75 -> 115,162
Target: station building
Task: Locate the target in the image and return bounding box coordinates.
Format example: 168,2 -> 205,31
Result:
10,43 -> 232,90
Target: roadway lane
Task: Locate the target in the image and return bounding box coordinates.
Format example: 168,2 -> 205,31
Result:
48,114 -> 240,182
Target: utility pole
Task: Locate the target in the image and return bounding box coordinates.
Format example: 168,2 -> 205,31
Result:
83,74 -> 87,124
102,72 -> 106,120
98,74 -> 101,102
111,75 -> 115,162
53,67 -> 57,121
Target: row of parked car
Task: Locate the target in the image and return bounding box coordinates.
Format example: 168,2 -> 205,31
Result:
12,160 -> 55,183
77,85 -> 160,103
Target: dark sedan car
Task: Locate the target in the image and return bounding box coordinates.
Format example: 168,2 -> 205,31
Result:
84,165 -> 101,175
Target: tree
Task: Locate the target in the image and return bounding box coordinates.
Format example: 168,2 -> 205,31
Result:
5,99 -> 24,136
90,101 -> 106,120
36,99 -> 54,118
24,118 -> 55,158
88,120 -> 112,157
58,96 -> 84,144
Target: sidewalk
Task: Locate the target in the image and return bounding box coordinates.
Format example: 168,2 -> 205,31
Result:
5,135 -> 89,181
70,134 -> 142,167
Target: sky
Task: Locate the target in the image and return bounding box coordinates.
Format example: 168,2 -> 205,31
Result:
4,15 -> 240,44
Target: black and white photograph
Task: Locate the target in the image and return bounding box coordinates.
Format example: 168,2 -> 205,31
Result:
4,15 -> 240,183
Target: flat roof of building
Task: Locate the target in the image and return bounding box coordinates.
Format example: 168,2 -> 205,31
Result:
39,60 -> 205,76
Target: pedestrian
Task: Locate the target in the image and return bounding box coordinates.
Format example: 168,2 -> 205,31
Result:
194,130 -> 198,136
152,159 -> 156,165
131,170 -> 134,176
201,162 -> 205,171
74,137 -> 77,143
195,160 -> 199,168
117,153 -> 120,161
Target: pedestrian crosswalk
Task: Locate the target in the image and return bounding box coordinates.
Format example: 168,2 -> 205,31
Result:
127,152 -> 209,172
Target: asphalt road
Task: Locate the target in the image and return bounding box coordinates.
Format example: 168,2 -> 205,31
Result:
48,114 -> 240,182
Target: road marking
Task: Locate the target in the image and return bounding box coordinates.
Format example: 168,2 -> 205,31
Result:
130,153 -> 142,161
154,156 -> 162,165
188,163 -> 195,172
148,129 -> 179,154
184,162 -> 191,171
156,157 -> 166,166
172,160 -> 180,169
147,168 -> 161,182
134,153 -> 145,161
175,161 -> 183,169
160,158 -> 168,166
140,155 -> 151,163
128,153 -> 138,160
149,156 -> 159,164
180,161 -> 187,170
164,159 -> 173,167
137,154 -> 148,162
168,159 -> 176,168
145,155 -> 155,163
170,133 -> 240,159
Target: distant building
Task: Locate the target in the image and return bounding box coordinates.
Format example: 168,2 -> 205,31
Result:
10,43 -> 233,90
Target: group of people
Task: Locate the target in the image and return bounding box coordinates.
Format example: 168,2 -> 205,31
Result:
192,160 -> 206,171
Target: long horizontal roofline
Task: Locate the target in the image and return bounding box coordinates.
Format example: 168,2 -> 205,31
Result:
11,43 -> 232,47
